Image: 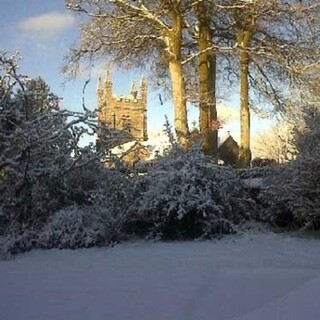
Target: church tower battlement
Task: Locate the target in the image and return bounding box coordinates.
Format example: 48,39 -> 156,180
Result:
97,71 -> 148,142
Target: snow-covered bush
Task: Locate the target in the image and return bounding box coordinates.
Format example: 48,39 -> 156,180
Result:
0,52 -> 102,233
261,107 -> 320,229
0,207 -> 104,257
88,169 -> 135,243
0,205 -> 119,258
132,147 -> 254,240
0,167 -> 136,257
0,228 -> 39,258
261,160 -> 320,229
0,208 -> 5,235
238,165 -> 277,180
37,206 -> 104,249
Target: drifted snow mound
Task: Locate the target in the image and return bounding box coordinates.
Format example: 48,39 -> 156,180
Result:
1,232 -> 320,320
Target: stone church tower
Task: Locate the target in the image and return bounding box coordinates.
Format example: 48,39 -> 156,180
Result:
97,71 -> 148,143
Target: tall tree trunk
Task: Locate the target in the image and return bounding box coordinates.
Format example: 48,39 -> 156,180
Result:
166,7 -> 189,147
237,26 -> 253,167
168,59 -> 189,147
239,47 -> 251,166
197,2 -> 218,157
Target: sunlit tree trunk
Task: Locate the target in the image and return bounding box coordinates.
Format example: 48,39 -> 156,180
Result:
167,6 -> 189,147
236,18 -> 253,167
197,2 -> 217,157
168,59 -> 189,147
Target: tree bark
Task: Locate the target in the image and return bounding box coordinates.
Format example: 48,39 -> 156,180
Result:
239,46 -> 251,166
237,25 -> 253,167
197,2 -> 218,157
168,59 -> 189,147
166,6 -> 189,147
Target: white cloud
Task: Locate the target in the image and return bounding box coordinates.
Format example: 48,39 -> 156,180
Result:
217,105 -> 239,122
19,12 -> 75,40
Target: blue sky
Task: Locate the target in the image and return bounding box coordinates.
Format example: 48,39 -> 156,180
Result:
0,0 -> 272,144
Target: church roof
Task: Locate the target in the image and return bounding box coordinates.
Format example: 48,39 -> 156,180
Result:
110,131 -> 171,161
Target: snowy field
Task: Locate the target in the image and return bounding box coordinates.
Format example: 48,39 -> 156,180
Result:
1,232 -> 320,320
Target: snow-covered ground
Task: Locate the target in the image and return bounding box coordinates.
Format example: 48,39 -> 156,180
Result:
1,232 -> 320,320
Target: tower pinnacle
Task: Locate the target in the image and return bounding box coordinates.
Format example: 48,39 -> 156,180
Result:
139,75 -> 147,102
97,77 -> 103,91
140,75 -> 147,88
105,70 -> 112,86
130,80 -> 138,99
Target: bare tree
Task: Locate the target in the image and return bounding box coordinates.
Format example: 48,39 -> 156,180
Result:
216,0 -> 319,166
0,51 -> 99,228
65,0 -> 319,158
196,1 -> 218,157
65,0 -> 190,146
234,1 -> 255,166
252,122 -> 295,163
